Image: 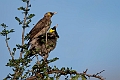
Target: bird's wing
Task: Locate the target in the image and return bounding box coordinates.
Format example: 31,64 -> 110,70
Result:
29,18 -> 51,40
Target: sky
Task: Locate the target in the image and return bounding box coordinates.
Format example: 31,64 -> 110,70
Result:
0,0 -> 120,80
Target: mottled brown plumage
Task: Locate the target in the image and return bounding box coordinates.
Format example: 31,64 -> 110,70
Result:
27,25 -> 59,59
38,26 -> 59,59
29,12 -> 57,41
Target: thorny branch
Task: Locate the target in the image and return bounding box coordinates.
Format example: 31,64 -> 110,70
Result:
5,34 -> 14,59
81,69 -> 105,80
20,0 -> 30,58
95,70 -> 105,75
26,69 -> 105,80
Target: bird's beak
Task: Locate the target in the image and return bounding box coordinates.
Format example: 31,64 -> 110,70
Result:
53,12 -> 57,15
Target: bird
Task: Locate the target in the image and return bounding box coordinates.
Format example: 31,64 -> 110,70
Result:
26,25 -> 59,60
29,12 -> 57,41
28,12 -> 57,50
38,25 -> 59,59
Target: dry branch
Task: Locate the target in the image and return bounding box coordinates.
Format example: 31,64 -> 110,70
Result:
5,34 -> 14,59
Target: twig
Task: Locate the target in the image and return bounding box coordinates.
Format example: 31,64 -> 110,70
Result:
20,0 -> 30,58
5,32 -> 14,59
79,69 -> 105,80
96,70 -> 105,75
83,69 -> 88,73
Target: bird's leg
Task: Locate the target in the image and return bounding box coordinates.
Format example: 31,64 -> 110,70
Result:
43,54 -> 48,61
35,54 -> 40,64
46,31 -> 47,45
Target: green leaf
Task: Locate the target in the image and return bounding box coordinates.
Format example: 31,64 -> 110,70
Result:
71,74 -> 80,80
13,48 -> 16,52
24,33 -> 29,41
22,0 -> 27,2
47,57 -> 59,63
17,6 -> 25,11
5,30 -> 10,34
6,38 -> 10,40
28,4 -> 31,7
16,44 -> 22,49
26,19 -> 31,25
0,23 -> 8,28
19,21 -> 23,25
81,75 -> 87,80
3,74 -> 11,80
15,17 -> 20,22
26,9 -> 30,11
61,67 -> 65,71
0,32 -> 6,36
10,29 -> 15,33
0,29 -> 8,36
27,14 -> 35,19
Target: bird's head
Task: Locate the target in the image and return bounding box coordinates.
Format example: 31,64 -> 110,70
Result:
49,27 -> 56,33
44,12 -> 57,17
49,25 -> 59,38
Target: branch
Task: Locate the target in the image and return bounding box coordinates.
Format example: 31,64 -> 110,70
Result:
26,69 -> 105,80
5,34 -> 14,59
48,69 -> 105,80
20,0 -> 30,58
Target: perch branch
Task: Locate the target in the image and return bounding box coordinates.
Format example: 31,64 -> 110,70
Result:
26,69 -> 105,80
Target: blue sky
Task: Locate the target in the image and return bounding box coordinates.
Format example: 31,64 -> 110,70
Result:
0,0 -> 120,80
